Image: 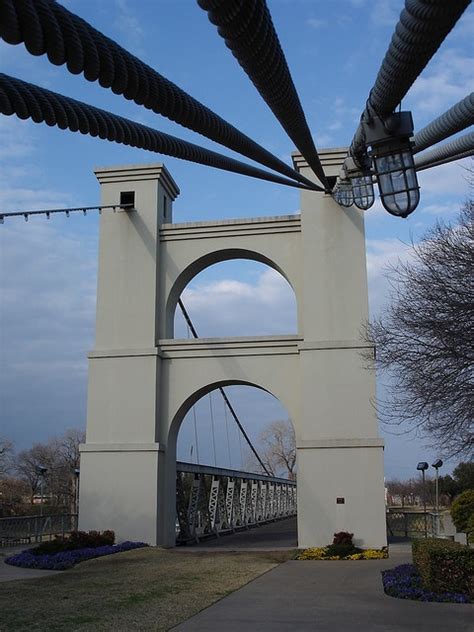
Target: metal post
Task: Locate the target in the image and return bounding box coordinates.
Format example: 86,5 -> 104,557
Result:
39,477 -> 44,542
422,469 -> 427,539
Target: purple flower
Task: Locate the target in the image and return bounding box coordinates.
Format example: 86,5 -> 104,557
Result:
381,564 -> 471,604
5,541 -> 148,571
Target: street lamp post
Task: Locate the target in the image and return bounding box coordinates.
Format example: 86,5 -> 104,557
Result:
432,459 -> 443,537
36,465 -> 47,542
74,468 -> 80,521
417,462 -> 429,538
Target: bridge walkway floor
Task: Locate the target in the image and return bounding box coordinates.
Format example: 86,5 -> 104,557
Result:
181,516 -> 297,550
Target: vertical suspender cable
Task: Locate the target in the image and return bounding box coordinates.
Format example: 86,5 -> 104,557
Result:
192,407 -> 200,465
223,399 -> 232,469
186,320 -> 201,465
238,424 -> 244,470
208,392 -> 218,466
177,298 -> 271,475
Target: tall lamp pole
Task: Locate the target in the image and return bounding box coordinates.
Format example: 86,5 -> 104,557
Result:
432,459 -> 443,537
74,468 -> 80,520
417,462 -> 429,538
36,465 -> 48,543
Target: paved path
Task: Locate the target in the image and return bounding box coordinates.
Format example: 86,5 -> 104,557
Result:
184,517 -> 297,550
174,544 -> 472,631
0,546 -> 61,582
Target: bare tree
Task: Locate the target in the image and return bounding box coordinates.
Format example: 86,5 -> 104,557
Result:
248,419 -> 296,480
366,200 -> 474,457
15,428 -> 85,509
0,437 -> 13,478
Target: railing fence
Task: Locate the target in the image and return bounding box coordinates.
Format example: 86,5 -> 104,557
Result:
0,513 -> 78,547
176,462 -> 296,544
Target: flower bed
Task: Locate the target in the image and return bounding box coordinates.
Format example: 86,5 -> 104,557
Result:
5,541 -> 148,571
382,564 -> 471,603
297,547 -> 388,560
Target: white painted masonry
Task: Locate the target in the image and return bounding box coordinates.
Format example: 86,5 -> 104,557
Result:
79,150 -> 387,549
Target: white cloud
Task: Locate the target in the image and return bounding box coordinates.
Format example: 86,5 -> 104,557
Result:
408,50 -> 474,116
113,0 -> 145,53
176,267 -> 297,338
0,117 -> 35,161
417,158 -> 472,200
371,0 -> 400,27
366,238 -> 413,316
306,18 -> 327,30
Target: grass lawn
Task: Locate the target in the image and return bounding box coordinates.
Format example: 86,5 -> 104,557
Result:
0,547 -> 294,631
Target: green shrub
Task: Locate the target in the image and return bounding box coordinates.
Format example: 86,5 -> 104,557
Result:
31,530 -> 115,556
451,489 -> 474,537
412,539 -> 474,597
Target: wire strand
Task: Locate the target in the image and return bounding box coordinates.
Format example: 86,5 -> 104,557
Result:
177,298 -> 271,475
0,73 -> 315,191
0,0 -> 319,189
198,0 -> 329,190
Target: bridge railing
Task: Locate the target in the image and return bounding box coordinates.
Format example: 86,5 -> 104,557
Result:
386,509 -> 438,539
176,462 -> 297,543
0,513 -> 78,547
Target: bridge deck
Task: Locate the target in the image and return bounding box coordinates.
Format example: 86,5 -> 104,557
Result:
185,517 -> 297,550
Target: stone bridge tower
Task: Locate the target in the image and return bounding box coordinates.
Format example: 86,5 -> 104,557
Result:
79,150 -> 387,549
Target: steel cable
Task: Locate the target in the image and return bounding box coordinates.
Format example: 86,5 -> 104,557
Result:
349,0 -> 470,166
0,0 -> 321,190
412,93 -> 474,154
416,150 -> 473,172
198,0 -> 329,190
0,73 -> 314,190
178,298 -> 271,476
414,131 -> 474,170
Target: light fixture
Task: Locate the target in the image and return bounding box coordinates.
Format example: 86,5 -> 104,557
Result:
431,459 -> 443,537
333,175 -> 353,208
416,461 -> 429,538
343,157 -> 375,210
363,111 -> 420,218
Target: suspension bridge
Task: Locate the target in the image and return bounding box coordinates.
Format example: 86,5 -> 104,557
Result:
0,0 -> 472,549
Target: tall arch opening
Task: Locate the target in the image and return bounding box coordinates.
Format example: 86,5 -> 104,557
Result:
172,259 -> 297,339
170,381 -> 297,546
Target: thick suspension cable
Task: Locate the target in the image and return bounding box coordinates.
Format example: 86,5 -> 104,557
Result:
412,93 -> 474,154
0,74 -> 314,190
0,0 -> 320,190
349,0 -> 470,166
177,298 -> 271,476
198,0 -> 329,190
414,131 -> 474,170
416,150 -> 474,172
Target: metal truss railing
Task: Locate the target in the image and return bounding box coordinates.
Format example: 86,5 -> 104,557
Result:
176,462 -> 296,544
0,513 -> 78,547
386,509 -> 437,539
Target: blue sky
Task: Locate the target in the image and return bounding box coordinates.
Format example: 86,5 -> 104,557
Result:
0,0 -> 472,480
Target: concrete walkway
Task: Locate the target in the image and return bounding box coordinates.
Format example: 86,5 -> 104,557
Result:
174,544 -> 472,631
184,516 -> 298,550
0,546 -> 61,582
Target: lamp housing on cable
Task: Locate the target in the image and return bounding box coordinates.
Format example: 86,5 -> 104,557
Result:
363,112 -> 420,218
332,170 -> 354,208
343,157 -> 375,210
